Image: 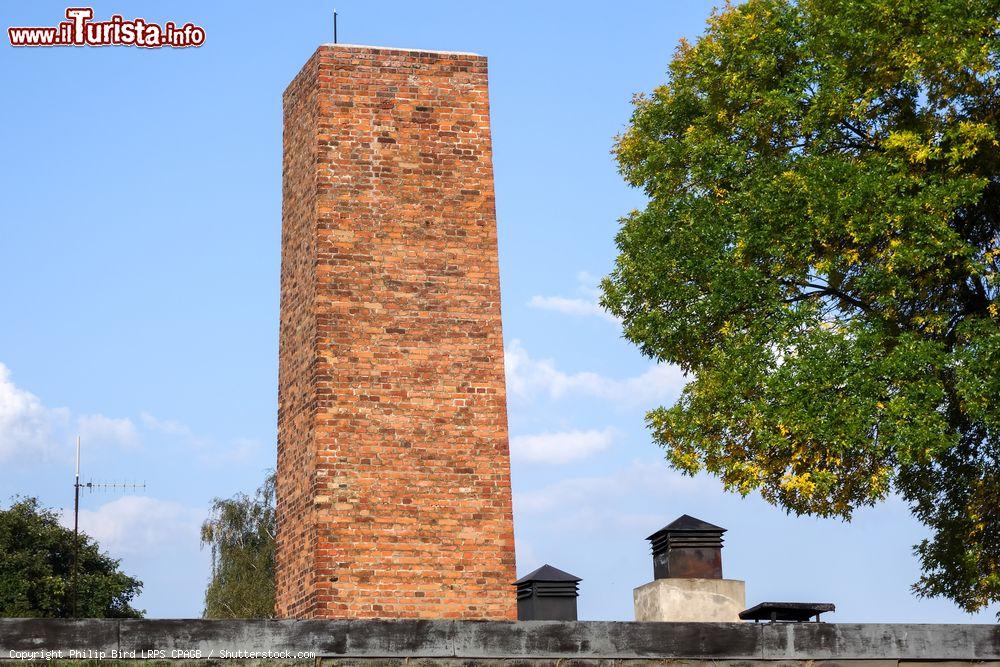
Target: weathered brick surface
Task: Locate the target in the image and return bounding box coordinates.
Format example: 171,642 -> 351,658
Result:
276,45 -> 516,620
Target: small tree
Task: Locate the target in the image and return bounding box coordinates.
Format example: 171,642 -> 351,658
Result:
0,497 -> 143,618
200,472 -> 276,618
603,0 -> 999,612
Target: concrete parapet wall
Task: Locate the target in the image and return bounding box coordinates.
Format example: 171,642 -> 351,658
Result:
1,620 -> 998,663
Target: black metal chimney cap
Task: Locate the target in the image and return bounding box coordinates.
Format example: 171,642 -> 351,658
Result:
514,564 -> 581,620
647,514 -> 727,579
647,514 -> 726,563
646,514 -> 726,541
513,564 -> 582,585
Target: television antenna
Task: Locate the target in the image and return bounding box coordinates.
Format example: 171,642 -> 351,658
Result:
71,436 -> 146,618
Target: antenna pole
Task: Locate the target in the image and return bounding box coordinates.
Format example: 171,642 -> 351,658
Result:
333,9 -> 338,44
72,436 -> 80,618
67,439 -> 144,618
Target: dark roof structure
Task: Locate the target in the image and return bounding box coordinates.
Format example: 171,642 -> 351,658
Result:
513,564 -> 582,585
647,514 -> 726,538
739,601 -> 836,622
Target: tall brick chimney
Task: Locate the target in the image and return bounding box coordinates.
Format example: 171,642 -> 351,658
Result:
276,44 -> 517,620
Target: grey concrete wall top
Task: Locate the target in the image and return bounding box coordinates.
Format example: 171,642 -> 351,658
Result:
0,619 -> 998,661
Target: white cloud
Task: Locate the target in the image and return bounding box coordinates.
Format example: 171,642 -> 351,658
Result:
0,362 -> 258,469
0,362 -> 69,462
141,411 -> 210,450
528,295 -> 616,321
77,413 -> 138,447
140,411 -> 194,438
528,270 -> 618,323
511,428 -> 615,464
66,496 -> 203,555
514,459 -> 710,515
504,340 -> 686,407
141,411 -> 260,464
0,364 -> 143,462
199,436 -> 262,465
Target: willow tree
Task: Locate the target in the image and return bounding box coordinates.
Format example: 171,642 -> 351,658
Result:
201,473 -> 276,618
602,0 -> 999,612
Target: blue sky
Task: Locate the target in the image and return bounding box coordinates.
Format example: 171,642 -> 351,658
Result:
0,1 -> 995,622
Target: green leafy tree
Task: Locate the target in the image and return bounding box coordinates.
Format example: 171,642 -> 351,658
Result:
0,497 -> 143,618
603,0 -> 999,613
200,472 -> 276,618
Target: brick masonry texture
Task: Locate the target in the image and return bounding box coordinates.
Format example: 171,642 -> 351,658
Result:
276,44 -> 517,620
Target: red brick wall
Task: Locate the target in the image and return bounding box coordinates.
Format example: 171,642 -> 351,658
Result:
276,45 -> 517,620
276,47 -> 321,620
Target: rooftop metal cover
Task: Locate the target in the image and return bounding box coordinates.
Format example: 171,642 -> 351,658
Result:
514,564 -> 582,585
513,564 -> 581,621
647,514 -> 727,551
739,602 -> 835,622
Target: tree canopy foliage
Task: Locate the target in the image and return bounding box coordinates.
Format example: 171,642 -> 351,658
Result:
0,497 -> 143,618
602,0 -> 999,612
200,472 -> 276,618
